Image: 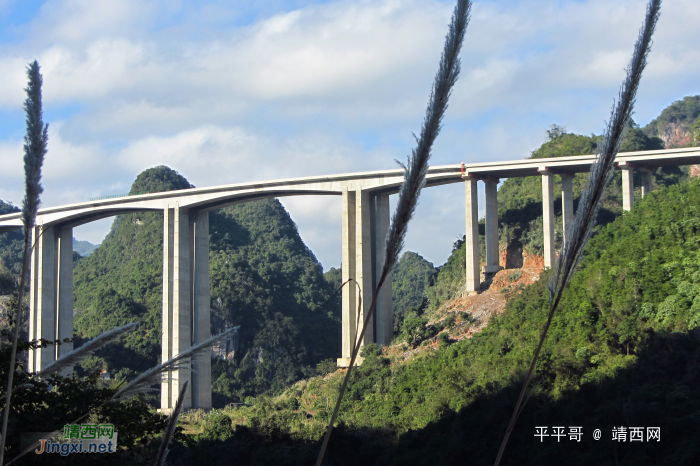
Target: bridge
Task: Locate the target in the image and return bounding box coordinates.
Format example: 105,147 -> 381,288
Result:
1,146 -> 699,411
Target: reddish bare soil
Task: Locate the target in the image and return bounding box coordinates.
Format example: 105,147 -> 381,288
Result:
387,255 -> 545,359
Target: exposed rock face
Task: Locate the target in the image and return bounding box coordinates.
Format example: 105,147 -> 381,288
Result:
422,255 -> 545,350
500,244 -> 523,269
642,96 -> 700,176
655,119 -> 700,178
660,121 -> 693,149
522,250 -> 544,269
498,245 -> 543,270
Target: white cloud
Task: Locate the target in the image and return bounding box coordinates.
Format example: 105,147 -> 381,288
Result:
0,56 -> 29,107
117,126 -> 262,185
31,0 -> 154,45
280,195 -> 342,269
39,40 -> 152,103
1,0 -> 700,267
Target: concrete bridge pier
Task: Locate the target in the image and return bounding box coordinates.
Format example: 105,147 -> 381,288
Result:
640,167 -> 653,198
338,190 -> 392,366
540,169 -> 555,269
464,177 -> 480,295
372,193 -> 392,347
560,174 -> 575,249
161,206 -> 211,412
483,178 -> 502,275
620,163 -> 634,211
620,162 -> 655,211
28,225 -> 74,374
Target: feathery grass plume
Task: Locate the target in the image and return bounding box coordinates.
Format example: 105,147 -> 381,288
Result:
493,1 -> 662,464
315,1 -> 471,464
153,380 -> 188,466
112,325 -> 239,401
21,60 -> 49,237
1,60 -> 49,466
36,322 -> 138,378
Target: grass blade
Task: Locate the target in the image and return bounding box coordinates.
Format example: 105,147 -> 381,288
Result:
315,1 -> 472,464
153,380 -> 188,466
0,60 -> 49,466
493,1 -> 662,464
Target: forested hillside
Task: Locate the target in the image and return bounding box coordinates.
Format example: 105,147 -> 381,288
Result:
421,117 -> 688,310
0,201 -> 22,281
391,251 -> 436,333
175,166 -> 700,466
497,121 -> 678,260
643,95 -> 700,148
72,166 -> 341,404
73,238 -> 99,256
3,96 -> 700,464
161,99 -> 700,464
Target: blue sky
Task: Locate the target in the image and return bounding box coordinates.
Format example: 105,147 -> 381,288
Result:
0,0 -> 698,270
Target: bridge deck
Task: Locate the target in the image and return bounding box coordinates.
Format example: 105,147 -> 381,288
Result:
1,147 -> 699,233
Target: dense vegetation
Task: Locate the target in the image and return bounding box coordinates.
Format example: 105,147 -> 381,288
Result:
0,201 -> 22,290
0,334 -> 173,465
390,252 -> 436,333
497,121 -> 676,259
2,97 -> 700,464
158,100 -> 700,464
73,237 -> 99,256
643,95 -> 700,147
171,167 -> 700,466
72,166 -> 341,404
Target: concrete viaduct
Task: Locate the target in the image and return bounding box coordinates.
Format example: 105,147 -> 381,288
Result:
1,146 -> 698,411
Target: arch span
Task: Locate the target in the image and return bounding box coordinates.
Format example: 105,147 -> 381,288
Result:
3,147 -> 700,411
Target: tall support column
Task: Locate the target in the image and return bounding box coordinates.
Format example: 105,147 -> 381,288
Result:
640,169 -> 653,198
55,226 -> 74,372
356,190 -> 374,345
560,174 -> 574,250
162,208 -> 175,412
191,210 -> 211,410
171,205 -> 193,410
621,165 -> 634,211
28,225 -> 56,373
373,193 -> 392,346
464,177 -> 480,294
483,179 -> 501,273
339,191 -> 357,366
540,170 -> 555,269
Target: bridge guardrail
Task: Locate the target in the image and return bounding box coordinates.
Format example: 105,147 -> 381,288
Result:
89,191 -> 150,202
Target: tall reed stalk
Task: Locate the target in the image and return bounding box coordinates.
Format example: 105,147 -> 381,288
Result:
153,380 -> 188,466
0,60 -> 49,466
315,1 -> 471,464
4,326 -> 240,465
493,1 -> 662,464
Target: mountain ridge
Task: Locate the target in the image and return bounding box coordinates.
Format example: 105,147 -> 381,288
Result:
72,166 -> 341,404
